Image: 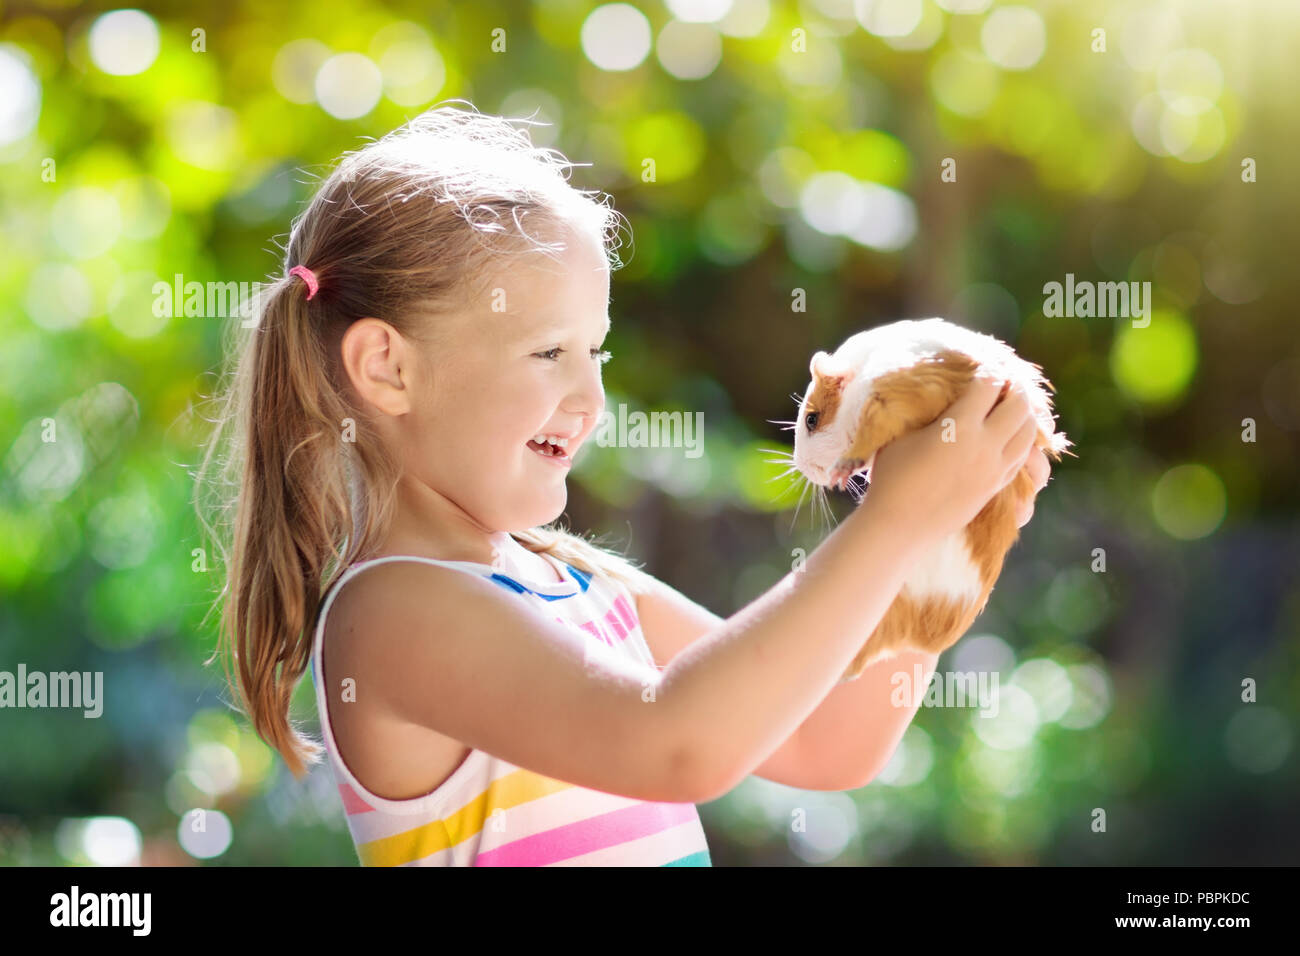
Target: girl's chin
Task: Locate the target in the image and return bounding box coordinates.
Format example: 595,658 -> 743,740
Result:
517,502 -> 567,531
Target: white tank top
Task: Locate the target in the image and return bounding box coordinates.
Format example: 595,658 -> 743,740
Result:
309,550 -> 712,866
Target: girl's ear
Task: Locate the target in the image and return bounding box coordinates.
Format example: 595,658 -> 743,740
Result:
340,317 -> 412,417
810,350 -> 855,389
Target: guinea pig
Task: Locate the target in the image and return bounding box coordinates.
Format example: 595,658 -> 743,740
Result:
792,317 -> 1073,682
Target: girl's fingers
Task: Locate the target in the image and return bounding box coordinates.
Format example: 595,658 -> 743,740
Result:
1015,498 -> 1035,527
1025,446 -> 1050,491
950,375 -> 1008,429
985,384 -> 1032,442
1002,415 -> 1038,466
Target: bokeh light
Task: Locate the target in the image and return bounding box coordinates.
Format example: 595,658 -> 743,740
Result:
1151,463 -> 1227,540
177,809 -> 234,859
56,816 -> 142,866
1120,6 -> 1184,72
799,172 -> 917,252
855,0 -> 924,38
1157,49 -> 1223,114
88,9 -> 159,76
271,38 -> 331,104
0,45 -> 41,145
876,725 -> 935,786
581,4 -> 653,71
787,793 -> 858,863
315,52 -> 383,119
371,21 -> 445,106
166,101 -> 242,172
980,6 -> 1046,71
930,49 -> 1000,116
1012,658 -> 1074,722
973,684 -> 1039,750
656,20 -> 723,80
666,0 -> 734,23
1110,310 -> 1198,406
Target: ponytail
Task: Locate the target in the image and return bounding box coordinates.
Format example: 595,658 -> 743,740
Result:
196,275 -> 400,779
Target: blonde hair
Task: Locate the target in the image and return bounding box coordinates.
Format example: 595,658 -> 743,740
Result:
194,101 -> 655,780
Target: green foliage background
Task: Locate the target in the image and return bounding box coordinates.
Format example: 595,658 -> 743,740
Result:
1,0 -> 1297,865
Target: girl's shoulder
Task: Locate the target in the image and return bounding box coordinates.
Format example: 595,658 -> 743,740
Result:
312,550 -> 689,802
319,555 -> 500,637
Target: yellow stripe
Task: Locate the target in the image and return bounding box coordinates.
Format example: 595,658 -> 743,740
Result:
357,769 -> 575,867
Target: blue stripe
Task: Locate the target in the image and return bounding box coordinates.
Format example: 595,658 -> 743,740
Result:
662,850 -> 712,867
564,564 -> 591,592
487,574 -> 577,601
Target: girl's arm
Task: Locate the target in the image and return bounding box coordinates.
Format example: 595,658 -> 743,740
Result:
787,649 -> 938,790
341,377 -> 1034,804
653,489 -> 940,800
636,445 -> 1052,791
637,572 -> 938,790
337,491 -> 932,804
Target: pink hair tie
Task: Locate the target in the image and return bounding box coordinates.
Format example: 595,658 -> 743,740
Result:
289,265 -> 319,300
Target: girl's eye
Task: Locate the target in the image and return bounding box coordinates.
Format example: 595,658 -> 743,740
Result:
535,348 -> 613,363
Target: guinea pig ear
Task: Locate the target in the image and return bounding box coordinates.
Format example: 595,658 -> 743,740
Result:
810,351 -> 855,390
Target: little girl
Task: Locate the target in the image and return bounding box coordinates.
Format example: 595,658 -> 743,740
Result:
197,101 -> 1046,866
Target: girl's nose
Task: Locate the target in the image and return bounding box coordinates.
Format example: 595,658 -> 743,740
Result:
567,358 -> 606,423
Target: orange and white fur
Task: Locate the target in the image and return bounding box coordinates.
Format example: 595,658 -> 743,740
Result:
793,318 -> 1073,683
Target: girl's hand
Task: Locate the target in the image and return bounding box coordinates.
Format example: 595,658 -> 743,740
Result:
867,376 -> 1038,542
1015,446 -> 1051,527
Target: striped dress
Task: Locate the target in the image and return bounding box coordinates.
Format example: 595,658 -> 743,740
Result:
309,550 -> 712,867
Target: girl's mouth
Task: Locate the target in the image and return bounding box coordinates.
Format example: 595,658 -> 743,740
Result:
526,438 -> 572,468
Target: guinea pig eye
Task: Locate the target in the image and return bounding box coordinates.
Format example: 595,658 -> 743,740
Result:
804,411 -> 819,432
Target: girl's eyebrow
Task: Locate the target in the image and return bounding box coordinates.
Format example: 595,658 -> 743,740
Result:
522,315 -> 612,341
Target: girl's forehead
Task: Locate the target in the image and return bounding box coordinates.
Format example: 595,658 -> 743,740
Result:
477,251 -> 607,308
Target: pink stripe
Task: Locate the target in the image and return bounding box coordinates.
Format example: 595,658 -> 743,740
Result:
603,607 -> 628,640
612,595 -> 637,632
472,801 -> 699,866
579,619 -> 610,646
339,782 -> 374,815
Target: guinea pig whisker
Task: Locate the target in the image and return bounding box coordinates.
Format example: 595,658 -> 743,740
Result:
765,465 -> 800,484
815,484 -> 832,533
789,476 -> 812,533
